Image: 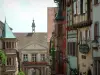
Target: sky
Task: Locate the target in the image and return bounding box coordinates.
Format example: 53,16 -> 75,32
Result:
0,0 -> 56,32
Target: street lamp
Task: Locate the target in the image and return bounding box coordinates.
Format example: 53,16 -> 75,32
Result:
91,40 -> 99,50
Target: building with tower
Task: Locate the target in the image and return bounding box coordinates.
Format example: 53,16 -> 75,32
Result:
0,19 -> 18,75
13,19 -> 49,75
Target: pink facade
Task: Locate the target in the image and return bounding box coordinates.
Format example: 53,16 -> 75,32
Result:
47,7 -> 57,42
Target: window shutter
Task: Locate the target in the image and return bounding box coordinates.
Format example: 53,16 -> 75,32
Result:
77,0 -> 80,14
80,0 -> 83,14
83,0 -> 86,13
85,30 -> 88,41
74,2 -> 76,15
73,42 -> 75,56
80,31 -> 82,44
94,22 -> 99,39
87,30 -> 90,40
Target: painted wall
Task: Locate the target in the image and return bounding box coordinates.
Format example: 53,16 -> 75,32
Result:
78,28 -> 93,74
47,7 -> 57,42
67,30 -> 77,75
92,1 -> 100,57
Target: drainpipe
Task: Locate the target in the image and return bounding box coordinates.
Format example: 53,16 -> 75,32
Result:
16,51 -> 20,72
77,29 -> 79,74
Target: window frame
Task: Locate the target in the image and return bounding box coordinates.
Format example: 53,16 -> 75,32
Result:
7,57 -> 14,66
68,42 -> 77,56
23,54 -> 28,62
31,54 -> 37,62
41,54 -> 45,61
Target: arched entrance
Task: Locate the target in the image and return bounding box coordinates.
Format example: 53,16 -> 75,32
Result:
87,69 -> 92,75
28,68 -> 35,75
28,68 -> 41,75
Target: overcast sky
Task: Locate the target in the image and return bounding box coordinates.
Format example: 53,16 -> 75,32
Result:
0,0 -> 56,32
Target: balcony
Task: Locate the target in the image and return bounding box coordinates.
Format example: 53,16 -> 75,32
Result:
22,61 -> 48,66
2,66 -> 16,72
4,49 -> 16,55
68,19 -> 92,30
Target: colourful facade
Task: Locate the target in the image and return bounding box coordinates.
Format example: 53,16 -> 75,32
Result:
1,19 -> 18,75
50,0 -> 67,75
92,0 -> 100,75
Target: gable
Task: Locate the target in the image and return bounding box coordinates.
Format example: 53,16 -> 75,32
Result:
23,43 -> 47,50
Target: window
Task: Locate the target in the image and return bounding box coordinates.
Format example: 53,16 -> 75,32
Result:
23,54 -> 28,62
7,57 -> 11,65
6,42 -> 9,48
68,42 -> 77,56
41,54 -> 45,61
81,55 -> 86,59
77,0 -> 80,14
94,0 -> 98,5
73,1 -> 77,15
6,42 -> 15,49
94,60 -> 100,75
85,30 -> 88,42
7,57 -> 14,66
83,0 -> 86,13
3,42 -> 5,49
80,31 -> 82,44
94,22 -> 99,40
31,54 -> 37,62
12,42 -> 14,49
80,0 -> 83,14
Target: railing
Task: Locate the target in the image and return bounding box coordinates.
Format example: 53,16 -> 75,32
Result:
5,66 -> 16,71
22,61 -> 48,66
4,49 -> 16,54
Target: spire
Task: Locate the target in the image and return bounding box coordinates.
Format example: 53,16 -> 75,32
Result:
2,18 -> 16,38
32,18 -> 35,33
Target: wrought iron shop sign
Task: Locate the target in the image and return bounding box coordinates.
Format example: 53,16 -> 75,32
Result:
79,44 -> 89,54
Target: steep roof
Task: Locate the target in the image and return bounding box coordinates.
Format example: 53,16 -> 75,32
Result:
14,32 -> 48,50
2,20 -> 16,38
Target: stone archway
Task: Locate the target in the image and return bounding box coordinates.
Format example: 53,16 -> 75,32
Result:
27,68 -> 41,75
28,68 -> 36,75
